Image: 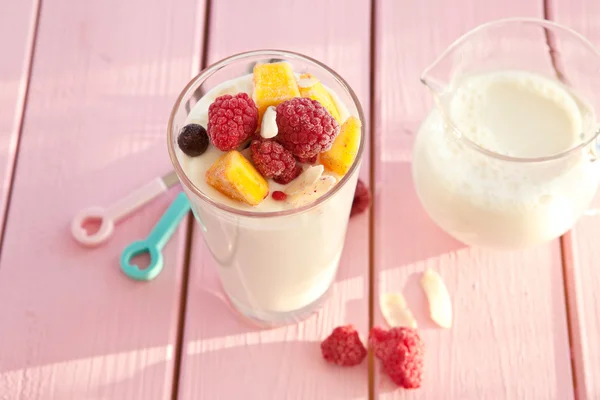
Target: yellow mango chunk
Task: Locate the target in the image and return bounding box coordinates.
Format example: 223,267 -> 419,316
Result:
206,151 -> 269,206
320,116 -> 362,176
253,62 -> 300,121
298,73 -> 341,123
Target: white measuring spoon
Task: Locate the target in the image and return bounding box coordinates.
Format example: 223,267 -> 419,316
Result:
71,171 -> 180,247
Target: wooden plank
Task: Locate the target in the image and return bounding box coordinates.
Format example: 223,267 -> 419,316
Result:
0,0 -> 205,398
0,0 -> 39,240
177,1 -> 372,399
373,1 -> 575,399
546,0 -> 600,398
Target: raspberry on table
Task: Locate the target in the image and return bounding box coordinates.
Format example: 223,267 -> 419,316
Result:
369,326 -> 424,389
321,325 -> 367,367
177,124 -> 209,157
276,98 -> 340,159
250,139 -> 299,184
369,326 -> 396,360
208,93 -> 258,151
351,179 -> 370,217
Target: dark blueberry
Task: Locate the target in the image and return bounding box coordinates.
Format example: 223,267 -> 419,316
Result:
177,124 -> 209,157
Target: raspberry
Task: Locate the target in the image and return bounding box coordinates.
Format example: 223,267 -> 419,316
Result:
351,179 -> 370,217
276,98 -> 340,158
177,124 -> 209,157
250,139 -> 299,184
208,93 -> 258,151
383,339 -> 424,389
273,164 -> 301,184
321,325 -> 367,367
369,326 -> 397,360
272,191 -> 287,201
296,155 -> 317,164
369,326 -> 424,389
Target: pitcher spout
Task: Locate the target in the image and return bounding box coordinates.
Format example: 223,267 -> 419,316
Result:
419,18 -> 503,99
419,17 -> 600,162
420,52 -> 453,98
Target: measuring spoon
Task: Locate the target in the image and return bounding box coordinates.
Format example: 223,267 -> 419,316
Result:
71,171 -> 180,247
120,192 -> 191,281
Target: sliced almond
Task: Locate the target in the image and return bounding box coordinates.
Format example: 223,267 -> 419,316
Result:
380,293 -> 417,328
286,175 -> 336,207
284,165 -> 324,195
421,269 -> 453,328
260,106 -> 278,139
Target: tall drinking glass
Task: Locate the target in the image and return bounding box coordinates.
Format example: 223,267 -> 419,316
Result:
167,50 -> 366,325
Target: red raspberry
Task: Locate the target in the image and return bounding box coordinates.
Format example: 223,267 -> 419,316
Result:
250,139 -> 299,184
383,339 -> 424,389
273,164 -> 301,184
296,155 -> 317,164
321,325 -> 367,367
276,98 -> 340,158
208,93 -> 258,151
369,326 -> 424,389
351,179 -> 371,217
369,326 -> 397,360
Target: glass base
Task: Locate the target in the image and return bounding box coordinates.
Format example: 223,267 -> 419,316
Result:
225,286 -> 333,328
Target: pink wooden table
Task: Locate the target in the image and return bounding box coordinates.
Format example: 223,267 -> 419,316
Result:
0,0 -> 599,398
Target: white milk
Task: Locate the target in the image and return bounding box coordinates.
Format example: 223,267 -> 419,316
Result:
175,74 -> 360,322
413,70 -> 600,248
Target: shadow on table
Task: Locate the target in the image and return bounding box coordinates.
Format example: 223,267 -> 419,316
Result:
374,161 -> 468,268
177,340 -> 368,399
0,146 -> 188,383
69,339 -> 369,400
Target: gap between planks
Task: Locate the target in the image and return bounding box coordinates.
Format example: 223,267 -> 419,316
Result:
543,0 -> 584,398
560,232 -> 583,400
0,0 -> 42,256
368,0 -> 378,399
171,0 -> 213,398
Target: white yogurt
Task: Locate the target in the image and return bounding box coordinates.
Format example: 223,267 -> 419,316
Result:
413,70 -> 600,249
175,72 -> 361,321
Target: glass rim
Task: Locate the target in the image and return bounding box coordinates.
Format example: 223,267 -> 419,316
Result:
420,17 -> 600,164
167,49 -> 367,218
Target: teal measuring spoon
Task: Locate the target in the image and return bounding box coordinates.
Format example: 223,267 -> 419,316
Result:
120,192 -> 191,281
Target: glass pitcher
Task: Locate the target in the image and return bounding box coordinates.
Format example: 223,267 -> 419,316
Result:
413,18 -> 600,249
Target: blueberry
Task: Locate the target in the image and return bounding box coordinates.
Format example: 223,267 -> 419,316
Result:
177,124 -> 209,157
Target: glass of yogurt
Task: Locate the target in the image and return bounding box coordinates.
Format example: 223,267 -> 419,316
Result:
415,18 -> 600,249
167,50 -> 365,325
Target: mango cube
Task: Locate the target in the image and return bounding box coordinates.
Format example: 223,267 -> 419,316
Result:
320,116 -> 361,176
206,151 -> 269,206
298,73 -> 341,123
253,62 -> 300,121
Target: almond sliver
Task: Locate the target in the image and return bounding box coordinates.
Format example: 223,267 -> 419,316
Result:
380,293 -> 418,328
421,269 -> 453,328
285,165 -> 324,196
260,106 -> 278,139
286,175 -> 336,207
